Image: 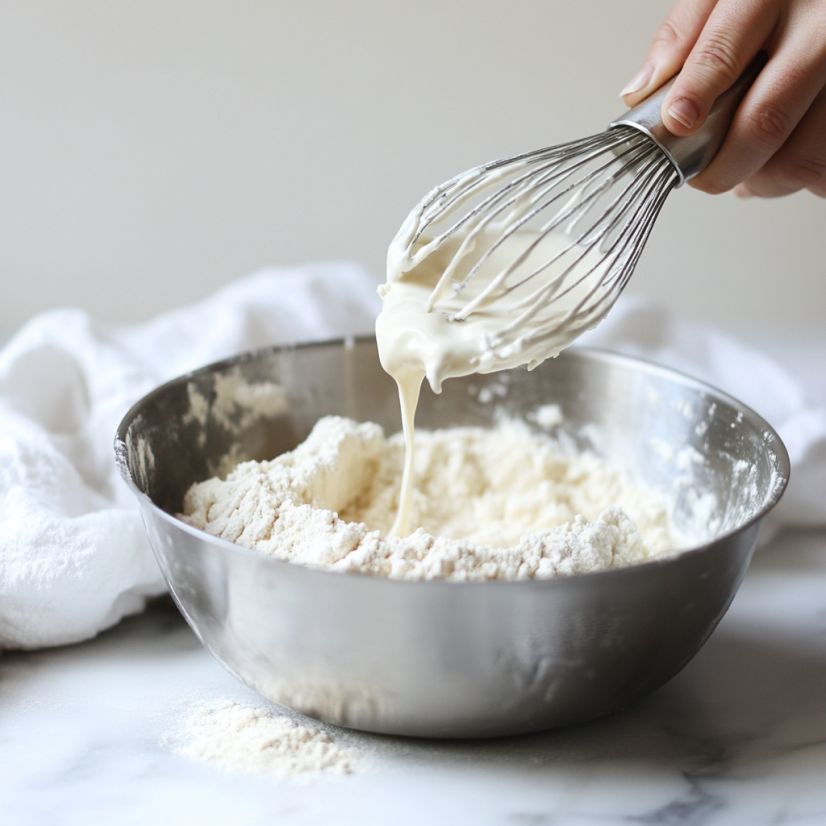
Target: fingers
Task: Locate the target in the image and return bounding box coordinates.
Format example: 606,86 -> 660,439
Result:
660,0 -> 781,135
620,0 -> 717,106
623,0 -> 826,199
735,88 -> 826,197
691,29 -> 826,194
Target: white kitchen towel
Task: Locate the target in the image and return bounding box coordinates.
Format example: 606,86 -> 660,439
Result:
0,263 -> 382,650
1,263 -> 823,649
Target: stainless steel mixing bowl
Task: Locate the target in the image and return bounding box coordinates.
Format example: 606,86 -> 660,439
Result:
115,341 -> 789,738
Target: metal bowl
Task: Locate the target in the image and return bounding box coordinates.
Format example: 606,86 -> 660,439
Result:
115,340 -> 788,738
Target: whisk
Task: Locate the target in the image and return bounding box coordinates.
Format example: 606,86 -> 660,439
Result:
392,56 -> 766,357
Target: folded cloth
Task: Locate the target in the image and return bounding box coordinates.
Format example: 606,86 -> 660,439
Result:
0,264 -> 382,650
1,265 -> 823,649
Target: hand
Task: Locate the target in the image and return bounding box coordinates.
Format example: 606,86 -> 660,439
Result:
621,0 -> 826,198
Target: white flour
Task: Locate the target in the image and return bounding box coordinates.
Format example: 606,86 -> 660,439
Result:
180,416 -> 681,580
175,701 -> 355,778
188,369 -> 289,431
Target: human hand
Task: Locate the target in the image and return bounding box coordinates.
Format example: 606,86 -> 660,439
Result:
621,0 -> 826,198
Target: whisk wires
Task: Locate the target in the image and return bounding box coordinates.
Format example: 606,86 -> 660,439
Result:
399,126 -> 679,354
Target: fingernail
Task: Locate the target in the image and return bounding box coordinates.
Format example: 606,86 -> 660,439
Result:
666,98 -> 700,130
620,63 -> 654,98
733,184 -> 753,199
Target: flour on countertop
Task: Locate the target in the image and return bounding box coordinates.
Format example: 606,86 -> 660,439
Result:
180,416 -> 683,580
175,701 -> 356,778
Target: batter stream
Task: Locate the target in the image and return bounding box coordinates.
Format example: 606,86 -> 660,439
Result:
376,225 -> 613,536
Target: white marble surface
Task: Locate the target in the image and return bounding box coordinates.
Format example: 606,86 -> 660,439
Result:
1,527 -> 824,825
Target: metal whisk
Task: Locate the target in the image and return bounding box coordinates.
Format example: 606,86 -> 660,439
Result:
392,56 -> 765,356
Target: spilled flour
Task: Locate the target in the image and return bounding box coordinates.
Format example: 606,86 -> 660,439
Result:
175,701 -> 356,778
180,416 -> 682,580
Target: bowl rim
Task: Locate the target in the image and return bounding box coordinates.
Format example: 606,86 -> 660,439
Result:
114,337 -> 791,589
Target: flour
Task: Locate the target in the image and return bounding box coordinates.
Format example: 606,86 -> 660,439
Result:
211,371 -> 289,430
180,416 -> 682,580
184,369 -> 289,432
528,403 -> 564,430
175,701 -> 356,778
182,370 -> 291,473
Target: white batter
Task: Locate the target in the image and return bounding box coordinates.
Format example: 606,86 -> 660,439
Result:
376,225 -> 613,536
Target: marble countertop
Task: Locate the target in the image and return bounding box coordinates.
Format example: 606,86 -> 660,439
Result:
2,526 -> 824,825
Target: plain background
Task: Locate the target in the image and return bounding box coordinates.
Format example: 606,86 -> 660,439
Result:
1,0 -> 823,338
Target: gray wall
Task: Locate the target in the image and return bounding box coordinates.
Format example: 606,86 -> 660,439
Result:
1,1 -> 823,336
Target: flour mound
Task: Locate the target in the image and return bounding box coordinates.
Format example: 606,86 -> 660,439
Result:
180,416 -> 679,580
176,701 -> 355,778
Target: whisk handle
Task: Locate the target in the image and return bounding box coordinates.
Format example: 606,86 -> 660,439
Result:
609,52 -> 767,186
